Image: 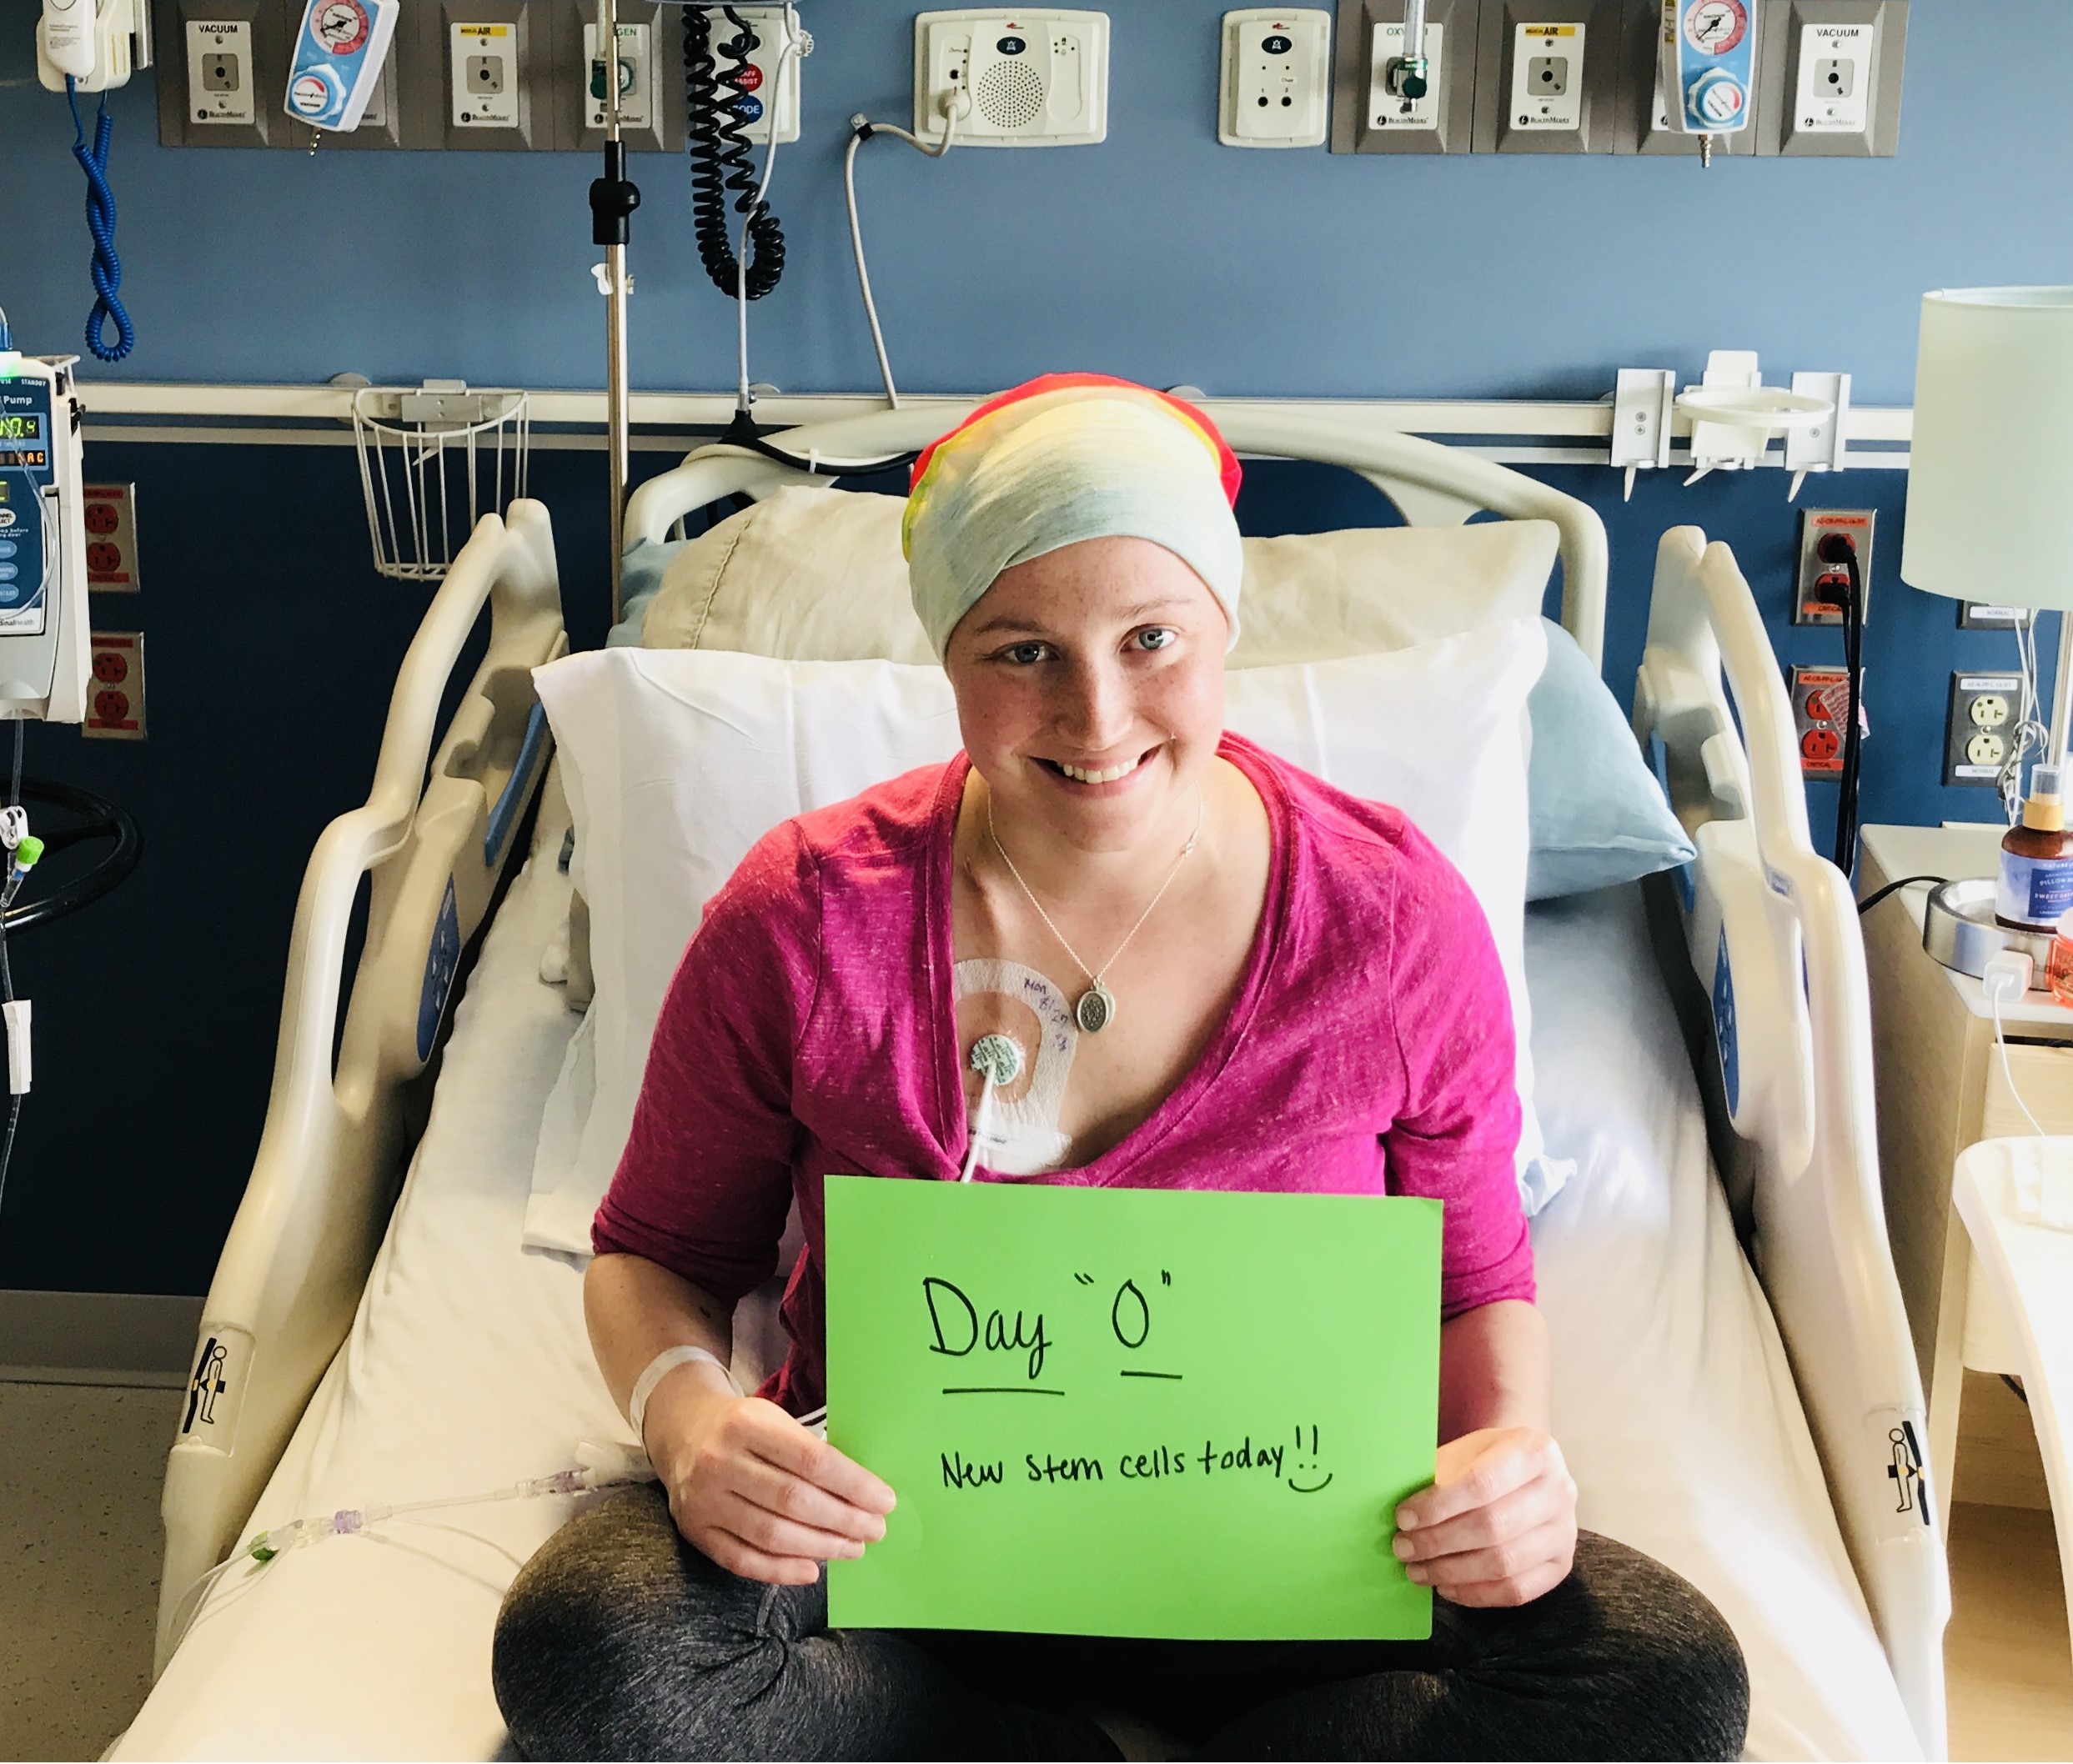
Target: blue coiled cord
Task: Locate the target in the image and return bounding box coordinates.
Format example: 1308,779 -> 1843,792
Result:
67,78 -> 133,364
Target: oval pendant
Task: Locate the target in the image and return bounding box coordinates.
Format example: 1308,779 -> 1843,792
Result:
1075,983 -> 1116,1035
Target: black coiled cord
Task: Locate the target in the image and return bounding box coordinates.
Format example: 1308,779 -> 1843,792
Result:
686,6 -> 786,301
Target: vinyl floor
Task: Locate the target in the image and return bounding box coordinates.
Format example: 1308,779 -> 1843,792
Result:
3,1378 -> 2073,1761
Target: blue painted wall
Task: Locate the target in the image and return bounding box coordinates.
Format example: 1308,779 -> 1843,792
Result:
3,3 -> 2070,398
1,3 -> 2068,1296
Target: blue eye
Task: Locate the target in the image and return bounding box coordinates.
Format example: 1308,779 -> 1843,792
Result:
1136,628 -> 1177,651
1001,642 -> 1049,666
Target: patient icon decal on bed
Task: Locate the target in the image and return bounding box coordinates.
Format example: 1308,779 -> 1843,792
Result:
1885,1422 -> 1930,1523
183,1337 -> 228,1433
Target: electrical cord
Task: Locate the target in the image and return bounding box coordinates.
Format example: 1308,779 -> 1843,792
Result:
1815,534 -> 1866,877
843,100 -> 961,409
66,79 -> 133,364
685,7 -> 785,305
1855,873 -> 1947,915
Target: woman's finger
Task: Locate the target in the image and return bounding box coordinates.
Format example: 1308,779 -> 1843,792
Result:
737,1405 -> 898,1513
1393,1475 -> 1566,1564
1395,1432 -> 1562,1532
728,1454 -> 891,1544
715,1489 -> 871,1563
1401,1518 -> 1574,1596
1433,1551 -> 1575,1609
696,1526 -> 828,1587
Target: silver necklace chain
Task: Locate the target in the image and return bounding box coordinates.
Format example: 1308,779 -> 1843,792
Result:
986,788 -> 1204,1035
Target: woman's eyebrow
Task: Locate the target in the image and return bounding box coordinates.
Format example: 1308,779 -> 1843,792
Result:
969,596 -> 1195,639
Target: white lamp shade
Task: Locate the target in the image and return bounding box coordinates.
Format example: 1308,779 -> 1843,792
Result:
1903,288 -> 2073,609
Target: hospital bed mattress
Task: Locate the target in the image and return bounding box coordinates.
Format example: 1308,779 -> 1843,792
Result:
116,841 -> 1920,1761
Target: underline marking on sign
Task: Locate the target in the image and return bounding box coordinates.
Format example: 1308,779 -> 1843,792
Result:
941,1386 -> 1067,1396
1119,1371 -> 1183,1381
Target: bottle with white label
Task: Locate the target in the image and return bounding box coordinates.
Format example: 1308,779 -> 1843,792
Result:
1996,763 -> 2073,930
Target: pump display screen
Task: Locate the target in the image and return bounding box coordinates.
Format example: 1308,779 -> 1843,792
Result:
0,416 -> 40,440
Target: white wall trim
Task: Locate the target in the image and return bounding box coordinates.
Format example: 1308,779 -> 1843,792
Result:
64,380 -> 1915,466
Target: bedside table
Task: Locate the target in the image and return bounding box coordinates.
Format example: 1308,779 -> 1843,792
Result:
1860,824 -> 2073,1427
1933,1138 -> 2073,1646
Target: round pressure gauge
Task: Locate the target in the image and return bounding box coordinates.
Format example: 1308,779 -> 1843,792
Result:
1683,0 -> 1749,55
314,0 -> 369,55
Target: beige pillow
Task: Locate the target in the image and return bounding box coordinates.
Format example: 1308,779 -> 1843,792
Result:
641,486 -> 1559,666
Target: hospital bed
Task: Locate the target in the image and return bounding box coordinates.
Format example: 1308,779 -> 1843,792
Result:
121,405 -> 1946,1761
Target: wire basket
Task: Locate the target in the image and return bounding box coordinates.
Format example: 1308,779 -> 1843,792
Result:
351,382 -> 531,582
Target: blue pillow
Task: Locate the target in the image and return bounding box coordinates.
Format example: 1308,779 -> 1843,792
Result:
609,538 -> 690,647
1528,618 -> 1694,901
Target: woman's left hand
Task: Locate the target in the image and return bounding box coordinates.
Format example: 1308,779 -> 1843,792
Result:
1391,1426 -> 1578,1607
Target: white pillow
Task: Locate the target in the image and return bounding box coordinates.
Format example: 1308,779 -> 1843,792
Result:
526,621 -> 1564,1255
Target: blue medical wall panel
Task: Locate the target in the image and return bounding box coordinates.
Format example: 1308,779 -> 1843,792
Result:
0,3 -> 2068,399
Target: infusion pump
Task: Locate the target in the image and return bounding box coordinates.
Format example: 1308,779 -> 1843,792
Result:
0,355 -> 91,724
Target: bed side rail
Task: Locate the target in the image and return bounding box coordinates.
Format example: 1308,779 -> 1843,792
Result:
154,502 -> 565,1673
1634,525 -> 1949,1758
623,405 -> 1609,667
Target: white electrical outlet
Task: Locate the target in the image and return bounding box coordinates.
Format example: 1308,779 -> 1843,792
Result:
719,6 -> 802,146
1508,20 -> 1583,133
585,20 -> 651,130
186,19 -> 255,126
1366,19 -> 1443,133
915,10 -> 1109,147
1220,9 -> 1330,148
451,19 -> 520,129
1794,19 -> 1872,134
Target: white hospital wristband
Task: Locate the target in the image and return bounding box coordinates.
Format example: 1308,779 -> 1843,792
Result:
628,1346 -> 740,1448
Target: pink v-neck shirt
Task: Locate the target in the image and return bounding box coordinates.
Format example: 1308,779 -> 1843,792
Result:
595,734 -> 1533,1416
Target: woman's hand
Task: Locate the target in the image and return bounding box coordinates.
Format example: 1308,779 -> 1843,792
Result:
645,1372 -> 897,1586
1392,1426 -> 1578,1607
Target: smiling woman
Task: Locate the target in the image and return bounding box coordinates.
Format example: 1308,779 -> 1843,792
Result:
492,376 -> 1752,1761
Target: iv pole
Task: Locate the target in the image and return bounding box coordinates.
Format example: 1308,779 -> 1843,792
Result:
590,0 -> 639,622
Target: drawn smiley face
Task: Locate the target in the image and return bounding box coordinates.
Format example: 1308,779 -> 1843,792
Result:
1287,1423 -> 1333,1495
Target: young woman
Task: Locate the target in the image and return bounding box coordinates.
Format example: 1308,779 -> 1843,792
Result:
493,376 -> 1749,1760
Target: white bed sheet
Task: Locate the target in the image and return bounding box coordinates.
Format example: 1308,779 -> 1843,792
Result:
117,863 -> 1920,1761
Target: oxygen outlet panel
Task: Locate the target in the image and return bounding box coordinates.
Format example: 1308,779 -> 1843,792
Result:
914,10 -> 1109,147
1330,0 -> 1478,154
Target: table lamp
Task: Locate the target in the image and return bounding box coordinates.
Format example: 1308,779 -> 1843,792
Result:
1902,287 -> 2073,769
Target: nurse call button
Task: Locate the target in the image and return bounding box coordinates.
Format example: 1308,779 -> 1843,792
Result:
996,34 -> 1026,53
1262,33 -> 1292,52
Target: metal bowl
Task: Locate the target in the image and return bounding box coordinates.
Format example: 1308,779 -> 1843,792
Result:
1921,878 -> 2055,978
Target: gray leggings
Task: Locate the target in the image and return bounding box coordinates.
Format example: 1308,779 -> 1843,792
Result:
493,1487 -> 1748,1761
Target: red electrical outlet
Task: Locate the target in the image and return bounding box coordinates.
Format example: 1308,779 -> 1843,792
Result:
83,632 -> 144,739
1790,664 -> 1860,777
81,483 -> 140,592
1791,509 -> 1873,627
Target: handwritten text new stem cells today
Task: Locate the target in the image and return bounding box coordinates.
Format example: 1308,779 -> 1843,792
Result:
941,1426 -> 1336,1494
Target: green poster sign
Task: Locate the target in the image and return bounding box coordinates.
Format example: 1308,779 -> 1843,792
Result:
824,1177 -> 1441,1640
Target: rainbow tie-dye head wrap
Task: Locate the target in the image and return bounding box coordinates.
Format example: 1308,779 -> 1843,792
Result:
902,373 -> 1244,661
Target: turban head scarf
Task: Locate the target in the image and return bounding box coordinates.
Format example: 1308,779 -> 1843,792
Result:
902,373 -> 1244,661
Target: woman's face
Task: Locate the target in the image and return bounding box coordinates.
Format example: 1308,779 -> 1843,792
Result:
943,535 -> 1228,853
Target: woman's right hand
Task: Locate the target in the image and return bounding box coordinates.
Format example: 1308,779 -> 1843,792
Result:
644,1372 -> 898,1586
